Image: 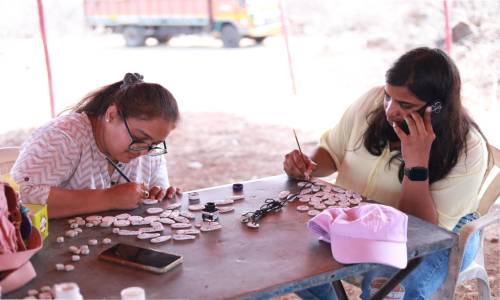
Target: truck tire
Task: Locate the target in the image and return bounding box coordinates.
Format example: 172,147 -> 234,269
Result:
252,37 -> 266,44
155,35 -> 172,44
221,24 -> 240,48
123,26 -> 146,47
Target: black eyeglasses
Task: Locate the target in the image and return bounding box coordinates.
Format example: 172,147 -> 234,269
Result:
121,114 -> 168,156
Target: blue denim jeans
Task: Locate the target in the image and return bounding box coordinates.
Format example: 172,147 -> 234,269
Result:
296,213 -> 480,300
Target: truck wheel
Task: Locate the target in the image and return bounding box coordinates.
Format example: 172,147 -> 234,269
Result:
221,24 -> 240,48
155,35 -> 171,44
123,26 -> 146,47
253,37 -> 266,44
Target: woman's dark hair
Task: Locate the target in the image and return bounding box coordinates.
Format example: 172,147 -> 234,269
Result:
71,73 -> 179,123
362,47 -> 487,183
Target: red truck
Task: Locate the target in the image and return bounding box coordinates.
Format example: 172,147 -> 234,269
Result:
84,0 -> 282,47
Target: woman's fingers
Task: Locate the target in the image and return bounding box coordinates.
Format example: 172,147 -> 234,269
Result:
284,149 -> 316,180
156,187 -> 167,200
148,186 -> 162,199
294,150 -> 316,174
284,157 -> 304,178
165,186 -> 176,199
304,158 -> 317,178
404,115 -> 418,135
291,150 -> 307,171
392,122 -> 407,141
140,182 -> 149,199
410,111 -> 426,134
293,151 -> 315,178
423,107 -> 435,133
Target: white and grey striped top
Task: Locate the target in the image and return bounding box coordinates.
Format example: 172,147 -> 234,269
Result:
11,112 -> 169,205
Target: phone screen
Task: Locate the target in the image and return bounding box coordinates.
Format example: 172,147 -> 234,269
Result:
99,243 -> 182,272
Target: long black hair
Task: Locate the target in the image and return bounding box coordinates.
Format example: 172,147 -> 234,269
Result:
362,47 -> 487,183
71,73 -> 179,123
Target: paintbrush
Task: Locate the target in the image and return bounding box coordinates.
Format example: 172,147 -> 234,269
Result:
292,129 -> 310,179
106,157 -> 131,183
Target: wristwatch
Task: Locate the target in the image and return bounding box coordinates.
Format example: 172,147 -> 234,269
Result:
404,167 -> 429,181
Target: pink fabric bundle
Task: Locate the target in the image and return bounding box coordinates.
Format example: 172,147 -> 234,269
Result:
0,182 -> 43,294
0,184 -> 18,253
307,203 -> 408,269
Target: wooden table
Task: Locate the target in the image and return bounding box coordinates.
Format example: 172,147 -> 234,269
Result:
7,175 -> 457,299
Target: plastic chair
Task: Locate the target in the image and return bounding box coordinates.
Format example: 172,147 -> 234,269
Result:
336,146 -> 499,299
0,147 -> 20,188
0,147 -> 20,175
431,145 -> 500,300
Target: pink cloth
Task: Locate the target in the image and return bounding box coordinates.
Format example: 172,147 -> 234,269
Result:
0,184 -> 17,254
307,203 -> 408,269
1,182 -> 43,294
0,226 -> 42,294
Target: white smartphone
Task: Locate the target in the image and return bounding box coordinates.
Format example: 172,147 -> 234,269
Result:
98,243 -> 183,274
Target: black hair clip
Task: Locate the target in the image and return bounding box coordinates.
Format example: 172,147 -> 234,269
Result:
431,101 -> 442,114
120,72 -> 144,89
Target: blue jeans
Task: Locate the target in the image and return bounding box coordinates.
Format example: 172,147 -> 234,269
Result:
296,213 -> 480,300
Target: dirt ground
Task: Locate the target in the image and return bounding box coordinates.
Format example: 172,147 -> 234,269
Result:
1,111 -> 498,299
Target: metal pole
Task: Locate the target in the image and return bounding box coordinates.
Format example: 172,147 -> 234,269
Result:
36,0 -> 56,118
208,0 -> 214,31
279,0 -> 297,95
443,0 -> 452,55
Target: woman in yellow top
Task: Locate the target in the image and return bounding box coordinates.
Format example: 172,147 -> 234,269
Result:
284,47 -> 489,299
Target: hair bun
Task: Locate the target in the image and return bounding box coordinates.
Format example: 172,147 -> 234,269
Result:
121,73 -> 144,88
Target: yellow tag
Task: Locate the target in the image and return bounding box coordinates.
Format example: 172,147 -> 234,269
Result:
24,203 -> 49,240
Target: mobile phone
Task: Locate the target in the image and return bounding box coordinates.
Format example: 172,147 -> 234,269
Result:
98,243 -> 183,274
424,100 -> 443,129
399,100 -> 443,134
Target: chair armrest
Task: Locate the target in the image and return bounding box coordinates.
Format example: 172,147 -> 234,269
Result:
455,211 -> 500,274
459,212 -> 500,244
431,210 -> 500,299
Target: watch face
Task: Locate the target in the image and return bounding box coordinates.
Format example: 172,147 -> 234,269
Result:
405,167 -> 428,181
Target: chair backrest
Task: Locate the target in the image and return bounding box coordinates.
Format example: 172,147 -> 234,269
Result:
0,147 -> 20,177
476,145 -> 500,216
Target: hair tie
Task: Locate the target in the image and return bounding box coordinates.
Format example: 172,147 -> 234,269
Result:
120,73 -> 144,89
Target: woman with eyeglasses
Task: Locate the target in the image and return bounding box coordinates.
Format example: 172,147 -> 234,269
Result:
12,73 -> 180,218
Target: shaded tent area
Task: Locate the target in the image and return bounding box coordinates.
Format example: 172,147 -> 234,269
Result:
2,1 -> 498,299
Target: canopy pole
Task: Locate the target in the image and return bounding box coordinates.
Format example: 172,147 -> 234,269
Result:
36,0 -> 56,118
443,0 -> 453,55
279,0 -> 297,95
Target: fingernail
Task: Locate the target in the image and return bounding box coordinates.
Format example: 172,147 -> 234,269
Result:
392,122 -> 396,127
426,107 -> 432,112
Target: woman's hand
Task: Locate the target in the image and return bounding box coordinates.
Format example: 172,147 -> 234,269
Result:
283,149 -> 317,180
105,182 -> 148,209
148,185 -> 182,200
393,107 -> 436,167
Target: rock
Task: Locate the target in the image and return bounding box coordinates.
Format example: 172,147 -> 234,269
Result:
188,161 -> 203,169
452,21 -> 474,43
